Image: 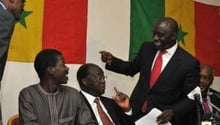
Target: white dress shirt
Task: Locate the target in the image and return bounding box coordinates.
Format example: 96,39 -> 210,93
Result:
81,90 -> 114,125
0,1 -> 6,10
151,42 -> 178,72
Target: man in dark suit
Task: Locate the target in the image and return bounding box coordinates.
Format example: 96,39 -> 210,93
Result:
77,63 -> 133,125
99,17 -> 200,125
0,0 -> 24,83
199,64 -> 220,123
0,0 -> 24,123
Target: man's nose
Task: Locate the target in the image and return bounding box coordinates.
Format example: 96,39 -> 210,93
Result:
153,34 -> 159,40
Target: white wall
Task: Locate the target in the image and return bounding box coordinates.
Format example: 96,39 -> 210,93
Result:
1,0 -> 220,124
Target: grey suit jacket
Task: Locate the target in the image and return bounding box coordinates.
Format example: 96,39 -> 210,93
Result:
19,84 -> 97,125
0,4 -> 15,81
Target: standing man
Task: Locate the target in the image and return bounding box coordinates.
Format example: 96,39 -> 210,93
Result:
77,63 -> 133,125
199,64 -> 220,122
0,0 -> 24,123
19,49 -> 97,125
100,17 -> 200,125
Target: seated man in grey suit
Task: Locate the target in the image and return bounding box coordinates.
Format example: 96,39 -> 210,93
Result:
199,64 -> 220,122
77,63 -> 133,125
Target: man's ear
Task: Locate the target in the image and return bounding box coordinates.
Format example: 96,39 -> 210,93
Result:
47,66 -> 54,75
9,0 -> 15,4
210,78 -> 214,85
82,78 -> 88,86
171,32 -> 177,41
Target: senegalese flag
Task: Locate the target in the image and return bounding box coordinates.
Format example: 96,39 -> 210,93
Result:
130,0 -> 220,76
8,0 -> 87,64
2,1 -> 220,124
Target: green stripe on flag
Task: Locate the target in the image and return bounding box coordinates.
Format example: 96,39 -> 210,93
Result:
129,0 -> 165,60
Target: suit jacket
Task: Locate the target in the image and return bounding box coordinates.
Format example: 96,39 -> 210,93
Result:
80,92 -> 134,125
201,88 -> 220,121
0,4 -> 15,81
106,42 -> 200,125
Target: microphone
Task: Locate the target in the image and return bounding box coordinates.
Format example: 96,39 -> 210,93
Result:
208,101 -> 220,112
194,94 -> 201,104
213,92 -> 220,100
194,94 -> 201,125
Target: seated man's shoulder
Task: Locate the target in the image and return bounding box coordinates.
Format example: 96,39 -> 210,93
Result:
60,85 -> 80,96
209,88 -> 220,106
60,85 -> 78,91
210,88 -> 219,94
20,84 -> 38,93
100,96 -> 113,102
100,96 -> 119,107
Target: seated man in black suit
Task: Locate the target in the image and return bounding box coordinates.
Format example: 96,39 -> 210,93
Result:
199,64 -> 220,122
76,63 -> 133,125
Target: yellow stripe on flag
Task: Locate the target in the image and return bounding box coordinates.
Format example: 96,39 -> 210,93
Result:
165,0 -> 196,56
8,0 -> 44,62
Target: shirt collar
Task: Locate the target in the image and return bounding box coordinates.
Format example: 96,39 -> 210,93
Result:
164,42 -> 178,55
0,1 -> 7,10
37,84 -> 59,96
81,90 -> 98,105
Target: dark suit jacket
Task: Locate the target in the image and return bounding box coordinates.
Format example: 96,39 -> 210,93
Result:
0,4 -> 15,81
106,42 -> 200,125
201,88 -> 220,121
80,92 -> 134,125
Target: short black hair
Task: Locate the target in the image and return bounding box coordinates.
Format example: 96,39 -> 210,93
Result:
77,63 -> 99,88
34,49 -> 62,79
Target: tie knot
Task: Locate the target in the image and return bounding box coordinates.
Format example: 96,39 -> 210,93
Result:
94,98 -> 99,103
203,97 -> 208,102
159,50 -> 167,55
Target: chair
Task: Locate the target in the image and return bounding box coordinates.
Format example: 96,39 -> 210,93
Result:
7,114 -> 20,125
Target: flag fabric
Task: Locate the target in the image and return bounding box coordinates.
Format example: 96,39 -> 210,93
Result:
8,0 -> 87,64
129,0 -> 164,60
129,0 -> 220,76
194,2 -> 220,76
2,1 -> 220,124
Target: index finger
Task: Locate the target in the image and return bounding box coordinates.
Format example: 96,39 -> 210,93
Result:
114,87 -> 120,95
99,50 -> 106,54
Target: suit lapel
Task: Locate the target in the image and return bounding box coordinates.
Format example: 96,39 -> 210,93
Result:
79,92 -> 98,122
151,46 -> 181,89
100,97 -> 120,125
144,47 -> 157,91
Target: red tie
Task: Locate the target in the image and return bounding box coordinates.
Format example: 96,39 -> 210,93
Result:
150,50 -> 167,89
203,98 -> 211,114
94,98 -> 113,125
142,51 -> 167,113
141,101 -> 148,113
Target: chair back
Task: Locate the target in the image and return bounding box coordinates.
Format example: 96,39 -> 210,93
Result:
7,114 -> 20,125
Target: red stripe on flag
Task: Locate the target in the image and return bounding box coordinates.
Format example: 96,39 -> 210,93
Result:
195,2 -> 220,76
42,0 -> 87,64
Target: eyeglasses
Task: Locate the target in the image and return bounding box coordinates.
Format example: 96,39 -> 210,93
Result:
88,75 -> 107,82
200,75 -> 212,81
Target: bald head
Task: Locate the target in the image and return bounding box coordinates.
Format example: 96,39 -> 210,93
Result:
153,17 -> 178,50
77,63 -> 106,96
156,17 -> 178,33
200,64 -> 214,77
200,64 -> 214,78
200,64 -> 215,96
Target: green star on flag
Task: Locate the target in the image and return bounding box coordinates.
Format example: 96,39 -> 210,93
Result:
17,10 -> 32,28
177,24 -> 188,45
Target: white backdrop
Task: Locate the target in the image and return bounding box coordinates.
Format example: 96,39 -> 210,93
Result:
1,0 -> 220,124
